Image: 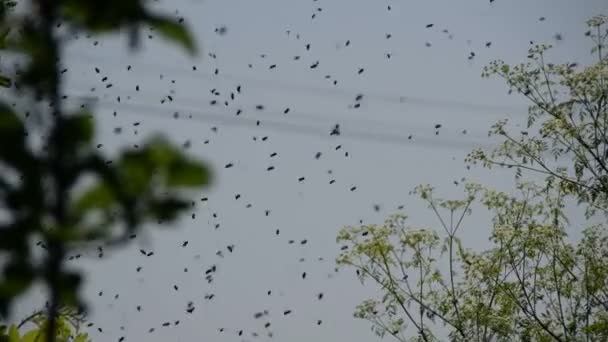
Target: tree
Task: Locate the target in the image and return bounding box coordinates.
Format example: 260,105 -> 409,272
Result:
337,14 -> 608,342
0,307 -> 90,342
470,14 -> 608,218
0,1 -> 211,342
0,1 -> 15,88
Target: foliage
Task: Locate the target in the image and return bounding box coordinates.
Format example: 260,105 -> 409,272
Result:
0,307 -> 90,342
337,15 -> 608,342
0,0 -> 15,88
0,0 -> 210,341
338,183 -> 608,341
470,14 -> 608,218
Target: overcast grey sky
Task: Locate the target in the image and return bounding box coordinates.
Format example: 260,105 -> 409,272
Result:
14,0 -> 608,341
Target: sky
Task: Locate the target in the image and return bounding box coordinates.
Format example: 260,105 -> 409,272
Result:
12,0 -> 608,341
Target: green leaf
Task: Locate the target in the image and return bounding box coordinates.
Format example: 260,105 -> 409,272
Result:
145,139 -> 178,167
0,75 -> 10,88
29,329 -> 45,342
0,261 -> 35,305
60,0 -> 147,32
146,15 -> 197,55
0,104 -> 31,169
119,152 -> 155,195
20,329 -> 42,342
0,104 -> 23,141
167,158 -> 211,187
73,182 -> 116,214
62,113 -> 94,148
0,25 -> 10,49
7,325 -> 18,342
147,198 -> 188,222
73,333 -> 90,342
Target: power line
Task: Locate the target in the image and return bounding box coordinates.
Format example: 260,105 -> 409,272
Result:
63,63 -> 521,138
68,93 -> 497,151
65,81 -> 494,136
68,51 -> 528,115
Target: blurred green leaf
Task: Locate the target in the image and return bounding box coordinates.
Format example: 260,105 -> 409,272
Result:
145,138 -> 177,167
20,329 -> 41,342
0,270 -> 33,294
62,114 -> 94,150
0,104 -> 24,144
0,226 -> 28,251
0,25 -> 10,49
0,75 -> 10,88
7,325 -> 18,342
119,152 -> 155,195
60,0 -> 147,31
147,198 -> 188,222
167,158 -> 211,187
146,15 -> 197,55
57,272 -> 82,308
73,333 -> 90,342
27,329 -> 45,342
73,182 -> 116,214
0,104 -> 28,171
141,138 -> 210,186
0,261 -> 34,315
10,25 -> 55,96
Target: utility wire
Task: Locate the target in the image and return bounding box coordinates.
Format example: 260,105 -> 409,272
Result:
67,51 -> 528,115
63,59 -> 522,139
65,80 -> 496,137
68,93 -> 498,151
